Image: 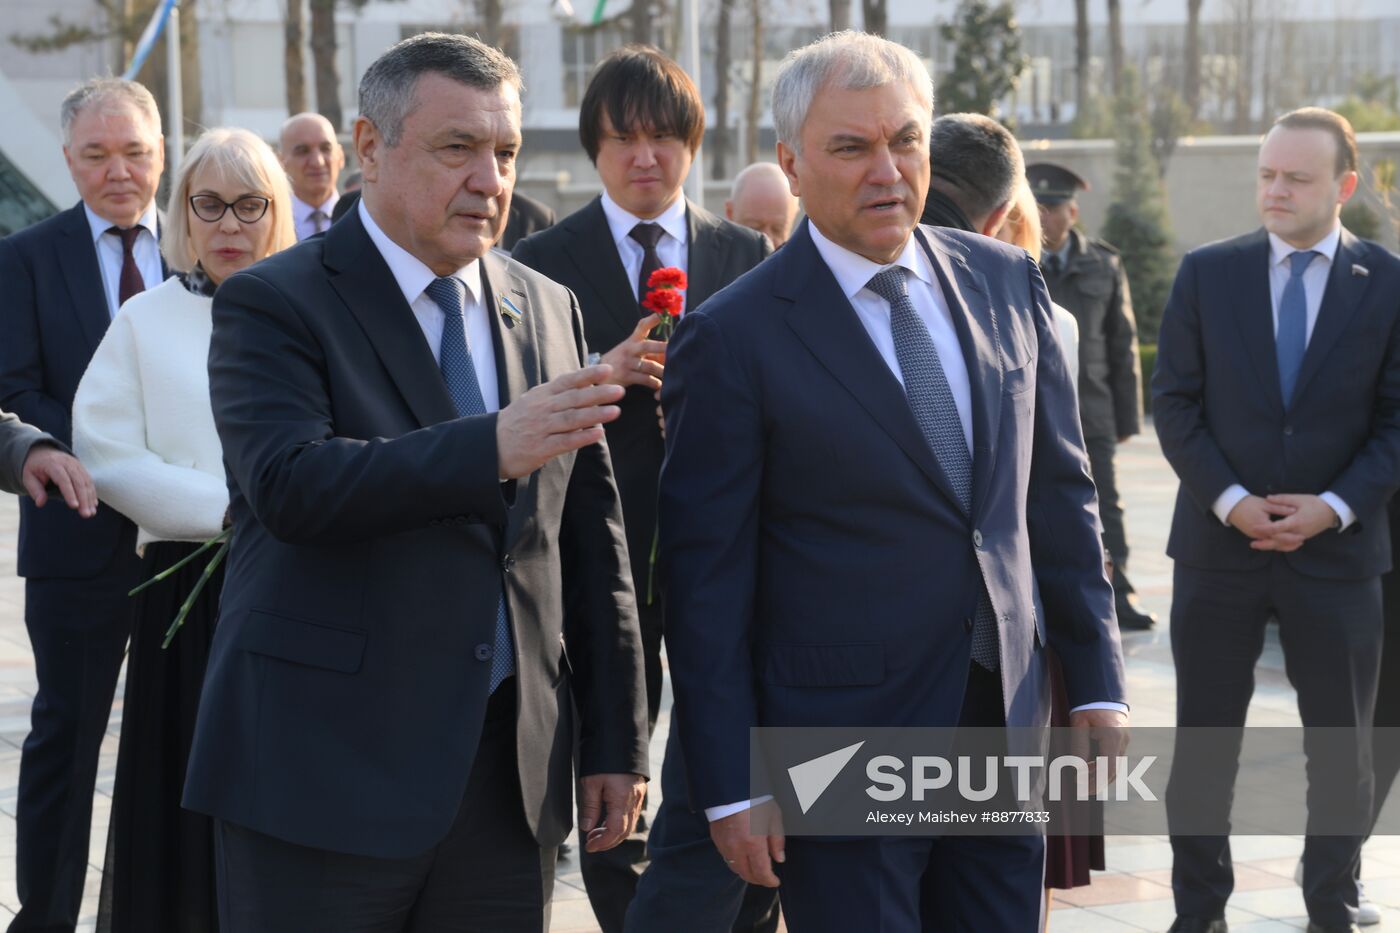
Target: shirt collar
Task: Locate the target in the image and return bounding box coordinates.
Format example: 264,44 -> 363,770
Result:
357,198 -> 482,310
600,190 -> 689,253
808,221 -> 933,305
1268,222 -> 1341,269
85,201 -> 158,245
294,192 -> 339,225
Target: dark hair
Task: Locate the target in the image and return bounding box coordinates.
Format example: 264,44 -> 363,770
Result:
578,45 -> 705,163
1273,107 -> 1358,177
927,113 -> 1024,225
359,32 -> 521,147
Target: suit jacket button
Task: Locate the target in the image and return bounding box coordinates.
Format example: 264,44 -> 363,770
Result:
502,554 -> 515,572
1283,425 -> 1294,436
475,644 -> 493,661
972,529 -> 984,548
964,617 -> 975,633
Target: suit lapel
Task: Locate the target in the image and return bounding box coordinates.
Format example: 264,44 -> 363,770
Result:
917,228 -> 1001,521
561,197 -> 639,339
684,200 -> 725,312
1229,230 -> 1284,414
56,204 -> 112,353
324,210 -> 459,429
780,222 -> 964,511
1291,230 -> 1370,406
480,251 -> 540,549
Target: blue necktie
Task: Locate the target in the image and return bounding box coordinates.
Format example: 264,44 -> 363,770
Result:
424,276 -> 515,693
867,268 -> 999,671
1276,250 -> 1317,407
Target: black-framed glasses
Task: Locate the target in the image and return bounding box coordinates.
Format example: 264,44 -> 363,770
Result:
189,194 -> 270,224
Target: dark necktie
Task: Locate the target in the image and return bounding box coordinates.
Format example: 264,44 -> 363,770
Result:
867,267 -> 1000,671
1276,249 -> 1318,406
310,209 -> 329,235
1042,253 -> 1062,278
629,222 -> 665,308
107,225 -> 147,307
424,275 -> 515,693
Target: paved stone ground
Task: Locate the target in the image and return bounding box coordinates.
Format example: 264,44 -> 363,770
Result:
0,427 -> 1396,932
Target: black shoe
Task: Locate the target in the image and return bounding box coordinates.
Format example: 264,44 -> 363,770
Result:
1116,596 -> 1158,630
1168,920 -> 1227,933
1307,925 -> 1359,933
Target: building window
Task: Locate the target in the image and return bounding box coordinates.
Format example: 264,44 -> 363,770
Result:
562,25 -> 626,107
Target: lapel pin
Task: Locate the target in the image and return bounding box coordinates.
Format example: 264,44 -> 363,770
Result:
1352,263 -> 1370,277
497,293 -> 525,325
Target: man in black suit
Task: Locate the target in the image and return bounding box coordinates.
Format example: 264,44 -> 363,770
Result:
0,77 -> 165,933
512,45 -> 772,933
1155,107 -> 1400,933
501,191 -> 556,251
182,33 -> 649,932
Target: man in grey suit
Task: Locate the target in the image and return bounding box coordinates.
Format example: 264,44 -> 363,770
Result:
0,411 -> 95,513
183,33 -> 649,932
1155,107 -> 1400,933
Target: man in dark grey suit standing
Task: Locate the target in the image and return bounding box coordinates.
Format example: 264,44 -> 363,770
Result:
184,33 -> 649,932
1155,107 -> 1400,933
512,44 -> 774,933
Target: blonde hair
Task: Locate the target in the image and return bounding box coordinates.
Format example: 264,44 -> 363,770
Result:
998,180 -> 1044,263
162,128 -> 297,273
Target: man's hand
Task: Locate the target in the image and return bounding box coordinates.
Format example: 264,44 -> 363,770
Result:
578,772 -> 646,853
22,444 -> 97,518
1068,707 -> 1129,789
1226,495 -> 1296,541
710,799 -> 785,888
496,366 -> 624,479
1251,494 -> 1338,553
600,314 -> 667,391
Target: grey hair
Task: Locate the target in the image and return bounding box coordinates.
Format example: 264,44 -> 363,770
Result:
771,31 -> 934,154
928,113 -> 1024,225
358,32 -> 522,147
60,78 -> 161,146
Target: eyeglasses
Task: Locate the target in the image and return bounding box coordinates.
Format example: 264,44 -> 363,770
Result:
189,194 -> 270,224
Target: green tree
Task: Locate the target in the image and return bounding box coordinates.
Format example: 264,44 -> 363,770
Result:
1101,67 -> 1175,343
937,0 -> 1028,125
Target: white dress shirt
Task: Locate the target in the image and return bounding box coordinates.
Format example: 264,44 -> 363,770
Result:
84,202 -> 163,318
357,199 -> 499,413
599,190 -> 689,304
706,227 -> 1123,824
1209,222 -> 1353,530
293,192 -> 340,241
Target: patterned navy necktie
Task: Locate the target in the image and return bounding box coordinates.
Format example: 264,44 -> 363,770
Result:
424,275 -> 515,692
867,267 -> 999,671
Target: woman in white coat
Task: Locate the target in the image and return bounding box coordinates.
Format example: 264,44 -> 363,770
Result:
73,127 -> 295,933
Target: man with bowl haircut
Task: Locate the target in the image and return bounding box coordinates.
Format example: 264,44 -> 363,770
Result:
511,43 -> 774,933
660,31 -> 1127,930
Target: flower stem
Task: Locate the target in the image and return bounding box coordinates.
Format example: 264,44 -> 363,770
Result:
161,539 -> 229,650
128,528 -> 231,596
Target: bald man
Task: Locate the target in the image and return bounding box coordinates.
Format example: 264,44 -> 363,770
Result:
725,162 -> 800,249
278,112 -> 345,240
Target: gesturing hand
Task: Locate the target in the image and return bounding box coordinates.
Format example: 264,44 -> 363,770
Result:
22,444 -> 97,518
600,314 -> 667,391
578,772 -> 647,853
496,365 -> 624,479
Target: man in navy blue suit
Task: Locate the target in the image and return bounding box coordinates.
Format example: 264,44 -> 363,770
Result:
0,77 -> 165,933
1155,108 -> 1400,933
659,32 -> 1127,931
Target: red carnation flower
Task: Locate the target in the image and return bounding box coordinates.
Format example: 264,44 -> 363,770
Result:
642,287 -> 684,317
647,267 -> 688,290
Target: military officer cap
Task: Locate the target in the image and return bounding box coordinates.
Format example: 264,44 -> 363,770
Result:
1026,163 -> 1090,206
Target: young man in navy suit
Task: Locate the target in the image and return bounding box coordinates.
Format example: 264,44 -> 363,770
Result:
1155,108 -> 1400,933
0,78 -> 165,933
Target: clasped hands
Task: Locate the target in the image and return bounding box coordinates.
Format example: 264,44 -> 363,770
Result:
1227,493 -> 1339,553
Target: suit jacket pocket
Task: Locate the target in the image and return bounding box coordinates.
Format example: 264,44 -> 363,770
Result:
760,643 -> 885,687
243,610 -> 367,674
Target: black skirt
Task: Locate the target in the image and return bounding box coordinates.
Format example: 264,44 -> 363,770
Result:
97,539 -> 224,933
